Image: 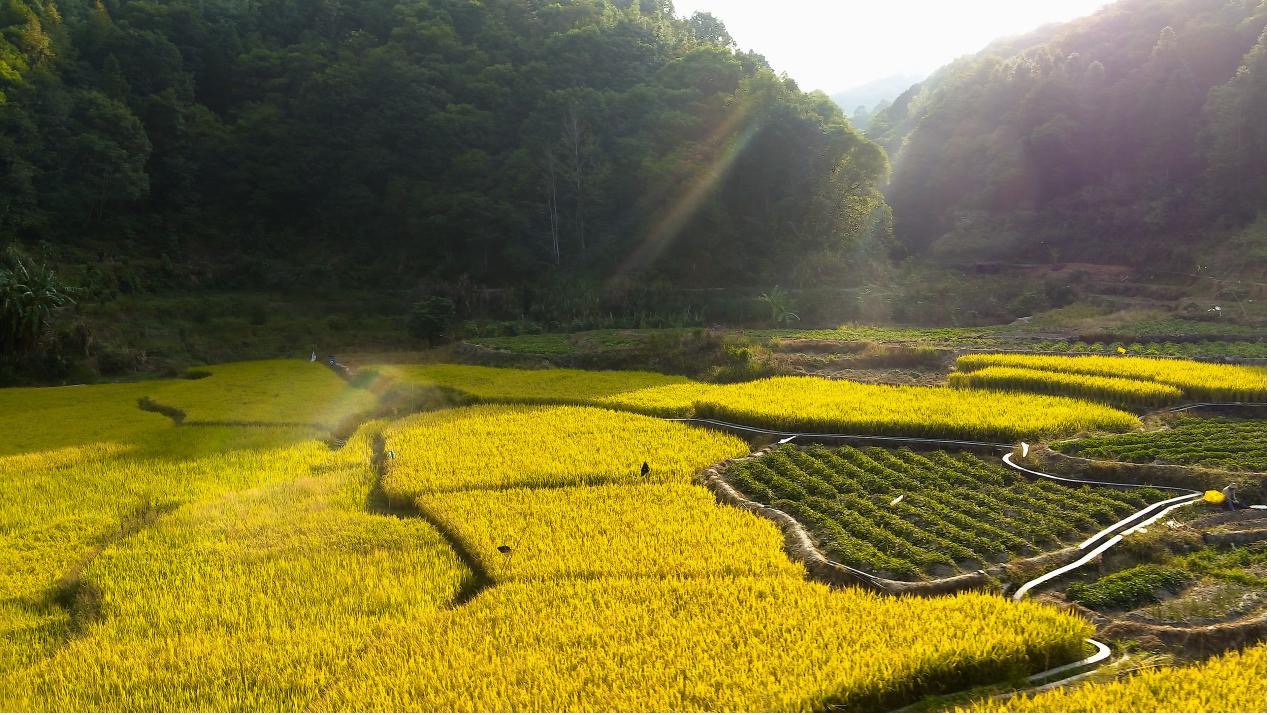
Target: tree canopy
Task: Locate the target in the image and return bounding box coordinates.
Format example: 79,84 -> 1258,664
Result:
0,0 -> 892,289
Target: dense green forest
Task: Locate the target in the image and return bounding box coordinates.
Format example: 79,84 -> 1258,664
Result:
870,0 -> 1266,272
0,0 -> 892,290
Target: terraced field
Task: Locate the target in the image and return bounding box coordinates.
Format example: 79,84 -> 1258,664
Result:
949,366 -> 1183,407
0,360 -> 1099,711
3,357 -> 1262,711
378,364 -> 1142,440
724,445 -> 1170,579
955,353 -> 1267,403
1055,417 -> 1267,472
693,376 -> 1139,440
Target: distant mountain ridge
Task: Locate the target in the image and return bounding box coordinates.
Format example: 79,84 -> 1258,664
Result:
831,73 -> 925,119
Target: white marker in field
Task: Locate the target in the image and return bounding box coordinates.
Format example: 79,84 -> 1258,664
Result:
1020,442 -> 1029,458
889,494 -> 904,506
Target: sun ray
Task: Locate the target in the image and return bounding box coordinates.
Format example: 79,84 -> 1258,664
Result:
612,96 -> 764,280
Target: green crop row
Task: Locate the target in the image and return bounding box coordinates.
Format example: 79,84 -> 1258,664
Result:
1056,418 -> 1267,472
725,445 -> 1167,580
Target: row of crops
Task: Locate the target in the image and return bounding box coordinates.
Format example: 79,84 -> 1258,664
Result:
723,445 -> 1169,579
1056,417 -> 1268,472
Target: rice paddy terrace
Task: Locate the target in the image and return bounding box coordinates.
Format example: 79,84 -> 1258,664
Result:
0,354 -> 1264,711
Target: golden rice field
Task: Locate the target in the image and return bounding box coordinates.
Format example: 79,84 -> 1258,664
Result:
0,359 -> 373,456
596,381 -> 724,416
3,358 -> 1262,711
2,424 -> 472,711
306,577 -> 1087,712
145,359 -> 381,426
693,375 -> 1140,440
955,353 -> 1267,402
416,482 -> 803,582
0,381 -> 171,456
958,643 -> 1267,713
381,404 -> 748,496
949,366 -> 1185,407
0,429 -> 349,676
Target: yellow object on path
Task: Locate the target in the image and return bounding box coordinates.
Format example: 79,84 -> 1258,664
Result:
1203,490 -> 1226,504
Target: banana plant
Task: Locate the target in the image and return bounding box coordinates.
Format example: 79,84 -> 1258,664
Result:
0,248 -> 77,355
757,285 -> 799,327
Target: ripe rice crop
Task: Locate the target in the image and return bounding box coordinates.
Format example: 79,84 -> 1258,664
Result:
596,382 -> 723,417
71,458 -> 470,634
955,354 -> 1267,402
417,483 -> 802,582
1056,417 -> 1267,471
0,360 -> 373,457
8,571 -> 1092,712
693,376 -> 1139,441
381,404 -> 748,497
959,643 -> 1266,713
3,423 -> 472,711
949,366 -> 1184,407
0,424 -> 349,677
147,359 -> 379,427
307,577 -> 1089,713
0,381 -> 174,456
726,445 -> 1167,579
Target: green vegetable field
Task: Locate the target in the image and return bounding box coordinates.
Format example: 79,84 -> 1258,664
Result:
724,445 -> 1169,579
1057,418 -> 1267,472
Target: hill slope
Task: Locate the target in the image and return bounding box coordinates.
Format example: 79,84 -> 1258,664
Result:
870,0 -> 1266,273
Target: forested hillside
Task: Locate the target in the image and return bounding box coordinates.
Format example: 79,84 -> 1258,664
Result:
870,0 -> 1266,272
0,0 -> 891,288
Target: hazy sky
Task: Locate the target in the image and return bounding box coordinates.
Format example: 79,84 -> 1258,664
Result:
672,0 -> 1113,93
